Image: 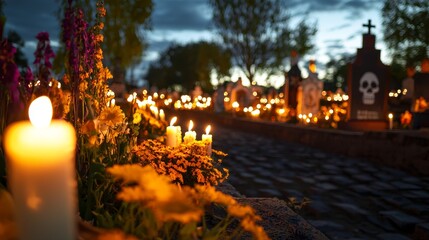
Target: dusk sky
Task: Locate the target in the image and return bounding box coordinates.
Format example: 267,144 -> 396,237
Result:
3,0 -> 387,88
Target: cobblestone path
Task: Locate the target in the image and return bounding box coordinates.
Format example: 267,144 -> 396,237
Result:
211,125 -> 429,240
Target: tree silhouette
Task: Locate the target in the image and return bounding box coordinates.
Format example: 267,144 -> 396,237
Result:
209,0 -> 316,85
146,41 -> 231,93
54,0 -> 153,82
382,0 -> 429,66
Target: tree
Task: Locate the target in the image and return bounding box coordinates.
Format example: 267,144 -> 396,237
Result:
0,0 -> 28,71
209,0 -> 316,85
54,0 -> 153,82
145,41 -> 231,93
324,53 -> 355,92
382,0 -> 429,66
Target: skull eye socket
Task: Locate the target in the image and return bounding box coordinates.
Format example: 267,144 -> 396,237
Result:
371,82 -> 377,88
362,81 -> 368,88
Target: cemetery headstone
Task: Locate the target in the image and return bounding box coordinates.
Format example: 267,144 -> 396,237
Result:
297,60 -> 323,116
345,19 -> 390,130
285,50 -> 302,109
230,77 -> 251,108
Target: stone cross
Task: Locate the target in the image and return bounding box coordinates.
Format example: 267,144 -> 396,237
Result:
363,19 -> 375,35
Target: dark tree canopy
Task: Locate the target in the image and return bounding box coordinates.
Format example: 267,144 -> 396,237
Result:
145,41 -> 231,93
0,0 -> 28,70
324,53 -> 355,92
54,0 -> 153,81
209,0 -> 317,84
382,0 -> 429,66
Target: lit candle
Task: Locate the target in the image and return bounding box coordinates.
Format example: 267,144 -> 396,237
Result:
3,96 -> 77,240
159,109 -> 165,121
166,116 -> 178,147
388,113 -> 393,130
176,125 -> 182,145
201,125 -> 212,156
183,120 -> 196,144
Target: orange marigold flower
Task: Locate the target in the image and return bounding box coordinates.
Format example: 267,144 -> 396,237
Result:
240,218 -> 270,240
95,34 -> 104,43
97,6 -> 106,17
98,106 -> 125,127
98,22 -> 104,30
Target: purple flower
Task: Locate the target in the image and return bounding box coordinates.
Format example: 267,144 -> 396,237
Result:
0,40 -> 20,103
33,31 -> 55,67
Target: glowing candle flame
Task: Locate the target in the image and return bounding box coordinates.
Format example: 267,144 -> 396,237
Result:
29,96 -> 52,128
188,120 -> 194,131
170,116 -> 177,126
388,113 -> 393,119
205,125 -> 211,135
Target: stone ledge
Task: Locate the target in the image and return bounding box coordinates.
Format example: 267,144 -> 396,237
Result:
216,182 -> 329,240
238,198 -> 329,240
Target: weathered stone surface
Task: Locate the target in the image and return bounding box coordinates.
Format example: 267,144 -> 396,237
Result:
238,198 -> 329,240
380,210 -> 423,231
413,223 -> 429,240
376,232 -> 411,240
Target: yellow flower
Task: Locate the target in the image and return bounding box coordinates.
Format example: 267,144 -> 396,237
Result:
133,113 -> 142,124
81,120 -> 97,135
108,164 -> 203,224
98,22 -> 104,30
240,217 -> 270,240
79,81 -> 88,92
98,106 -> 125,127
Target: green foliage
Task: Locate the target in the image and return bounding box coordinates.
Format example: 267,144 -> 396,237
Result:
54,0 -> 153,79
209,0 -> 317,84
324,53 -> 355,91
103,0 -> 153,70
146,41 -> 232,93
382,0 -> 429,66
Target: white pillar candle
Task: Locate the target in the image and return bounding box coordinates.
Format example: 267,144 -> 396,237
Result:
183,120 -> 196,144
202,125 -> 212,156
3,96 -> 77,240
166,116 -> 178,147
176,126 -> 182,145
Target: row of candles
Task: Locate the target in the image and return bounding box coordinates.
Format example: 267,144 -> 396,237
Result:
166,117 -> 213,156
166,117 -> 213,155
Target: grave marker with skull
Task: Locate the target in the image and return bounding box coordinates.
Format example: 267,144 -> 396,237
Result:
359,72 -> 379,105
345,20 -> 390,130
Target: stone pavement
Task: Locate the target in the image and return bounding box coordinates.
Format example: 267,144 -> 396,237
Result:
211,124 -> 429,240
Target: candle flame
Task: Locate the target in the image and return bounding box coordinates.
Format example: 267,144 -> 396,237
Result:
205,125 -> 211,135
388,113 -> 393,119
29,96 -> 52,128
188,120 -> 194,131
170,116 -> 177,126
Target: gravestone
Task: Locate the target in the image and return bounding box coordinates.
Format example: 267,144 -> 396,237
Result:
230,77 -> 251,108
285,50 -> 302,109
345,20 -> 390,131
297,60 -> 323,116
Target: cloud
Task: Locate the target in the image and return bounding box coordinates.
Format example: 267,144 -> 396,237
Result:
152,0 -> 212,32
328,23 -> 351,31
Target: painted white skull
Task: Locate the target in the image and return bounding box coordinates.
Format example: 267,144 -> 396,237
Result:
359,72 -> 379,105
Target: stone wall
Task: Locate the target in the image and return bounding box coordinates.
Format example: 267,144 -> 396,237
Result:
172,110 -> 429,176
